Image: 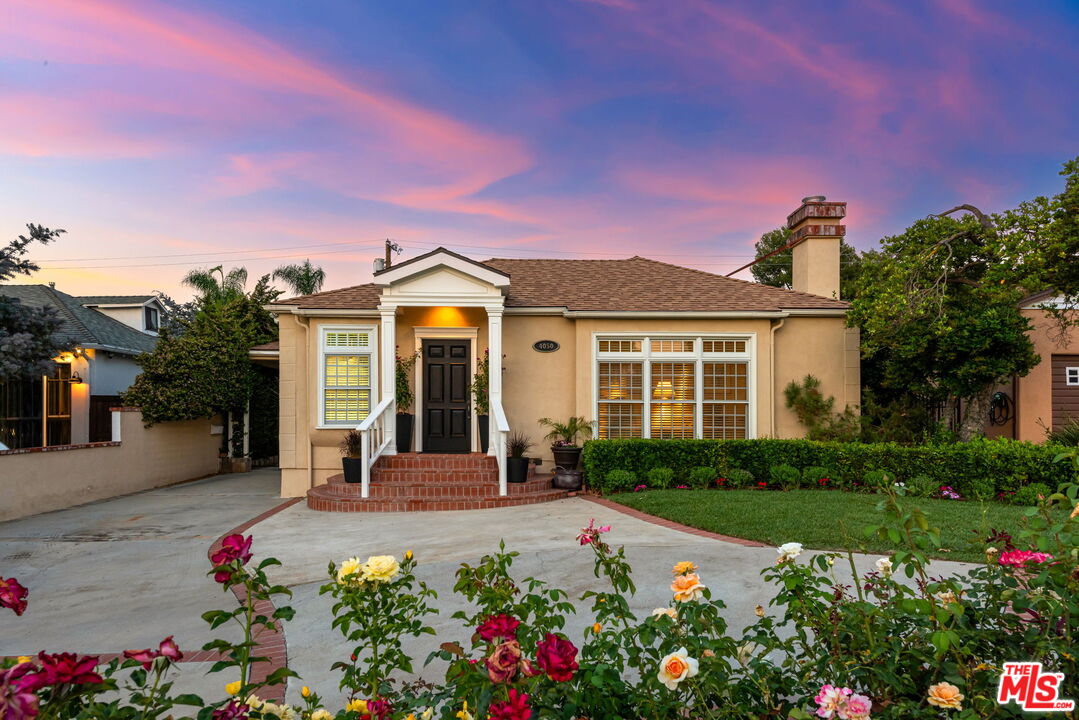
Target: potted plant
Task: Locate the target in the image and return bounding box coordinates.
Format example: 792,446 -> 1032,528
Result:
469,349 -> 491,453
340,429 -> 363,483
395,349 -> 419,453
507,431 -> 532,484
538,416 -> 594,471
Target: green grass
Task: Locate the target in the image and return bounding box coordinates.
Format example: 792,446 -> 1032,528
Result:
609,489 -> 1054,563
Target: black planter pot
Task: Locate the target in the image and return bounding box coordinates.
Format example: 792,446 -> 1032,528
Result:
507,456 -> 530,484
551,445 -> 582,471
552,468 -> 583,491
342,456 -> 364,483
477,414 -> 490,453
396,413 -> 414,453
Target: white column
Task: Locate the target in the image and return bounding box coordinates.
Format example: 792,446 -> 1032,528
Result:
379,305 -> 398,454
486,305 -> 506,495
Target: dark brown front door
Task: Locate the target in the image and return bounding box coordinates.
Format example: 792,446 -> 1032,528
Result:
422,338 -> 471,453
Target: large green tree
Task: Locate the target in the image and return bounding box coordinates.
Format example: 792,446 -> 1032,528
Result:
849,158 -> 1079,441
750,227 -> 863,299
125,272 -> 281,457
0,225 -> 65,380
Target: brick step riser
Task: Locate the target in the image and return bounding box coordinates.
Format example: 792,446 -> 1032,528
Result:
313,480 -> 555,499
306,491 -> 568,513
372,471 -> 499,483
376,454 -> 497,471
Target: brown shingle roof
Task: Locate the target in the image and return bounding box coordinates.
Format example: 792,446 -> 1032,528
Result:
275,256 -> 847,313
250,340 -> 280,352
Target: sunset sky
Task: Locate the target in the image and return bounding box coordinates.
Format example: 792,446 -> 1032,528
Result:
2,0 -> 1077,299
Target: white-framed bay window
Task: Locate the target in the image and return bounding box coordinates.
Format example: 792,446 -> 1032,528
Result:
595,334 -> 755,440
318,326 -> 377,427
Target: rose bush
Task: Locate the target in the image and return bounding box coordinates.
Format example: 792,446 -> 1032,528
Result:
3,453 -> 1077,719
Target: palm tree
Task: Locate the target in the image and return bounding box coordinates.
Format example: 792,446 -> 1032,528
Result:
273,259 -> 325,296
182,265 -> 248,308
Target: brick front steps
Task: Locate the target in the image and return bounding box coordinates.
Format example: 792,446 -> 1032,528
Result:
306,452 -> 569,512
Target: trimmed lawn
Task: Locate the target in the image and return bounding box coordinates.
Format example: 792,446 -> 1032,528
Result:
609,489 -> 1054,563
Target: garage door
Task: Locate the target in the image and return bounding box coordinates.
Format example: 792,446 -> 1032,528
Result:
1052,354 -> 1079,429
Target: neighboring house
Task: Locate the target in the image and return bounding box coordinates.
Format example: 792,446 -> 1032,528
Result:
261,197 -> 860,499
0,286 -> 162,449
984,292 -> 1079,441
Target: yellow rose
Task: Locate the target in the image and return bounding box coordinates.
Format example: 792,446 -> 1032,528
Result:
927,682 -> 964,710
226,680 -> 242,696
421,709 -> 434,720
346,699 -> 369,714
336,557 -> 362,584
672,561 -> 698,575
592,622 -> 602,633
455,700 -> 473,720
405,549 -> 414,561
312,711 -> 333,720
651,607 -> 677,620
301,686 -> 311,698
670,573 -> 706,603
1071,502 -> 1079,520
16,656 -> 31,665
657,647 -> 699,690
755,605 -> 765,617
361,555 -> 400,583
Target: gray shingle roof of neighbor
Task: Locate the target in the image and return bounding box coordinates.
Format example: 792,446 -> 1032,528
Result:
75,295 -> 158,306
0,284 -> 159,356
275,254 -> 849,312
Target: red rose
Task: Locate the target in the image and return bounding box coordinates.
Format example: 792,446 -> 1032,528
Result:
211,534 -> 253,566
489,689 -> 531,720
477,614 -> 520,641
535,633 -> 578,682
485,640 -> 521,684
20,653 -> 102,692
212,700 -> 249,720
0,576 -> 28,616
158,636 -> 183,662
123,636 -> 183,670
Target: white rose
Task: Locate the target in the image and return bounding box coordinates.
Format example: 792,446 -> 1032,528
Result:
776,542 -> 803,563
875,558 -> 893,577
657,647 -> 699,690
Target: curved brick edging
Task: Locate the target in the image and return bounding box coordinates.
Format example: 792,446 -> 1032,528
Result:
579,494 -> 772,548
208,497 -> 303,702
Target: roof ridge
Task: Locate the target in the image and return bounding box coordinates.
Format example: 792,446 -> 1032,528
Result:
45,286 -> 94,342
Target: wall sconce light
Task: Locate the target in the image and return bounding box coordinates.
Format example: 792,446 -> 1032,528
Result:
70,372 -> 84,384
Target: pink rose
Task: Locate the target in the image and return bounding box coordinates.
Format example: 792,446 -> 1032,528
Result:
485,640 -> 522,684
1,663 -> 39,720
999,550 -> 1054,567
489,689 -> 531,720
0,576 -> 28,616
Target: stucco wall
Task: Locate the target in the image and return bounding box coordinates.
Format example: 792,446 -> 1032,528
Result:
0,410 -> 221,522
276,309 -> 858,495
1013,309 -> 1078,441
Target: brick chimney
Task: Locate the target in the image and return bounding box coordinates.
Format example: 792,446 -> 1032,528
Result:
786,196 -> 846,298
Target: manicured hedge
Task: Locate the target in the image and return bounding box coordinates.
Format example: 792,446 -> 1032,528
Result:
582,437 -> 1072,497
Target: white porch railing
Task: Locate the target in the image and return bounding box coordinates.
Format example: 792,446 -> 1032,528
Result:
491,399 -> 509,496
357,396 -> 394,499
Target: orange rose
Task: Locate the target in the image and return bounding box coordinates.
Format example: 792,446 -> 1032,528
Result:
927,682 -> 964,710
672,561 -> 698,575
671,573 -> 706,603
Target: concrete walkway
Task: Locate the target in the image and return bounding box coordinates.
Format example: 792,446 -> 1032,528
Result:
248,496 -> 975,707
0,469 -> 284,698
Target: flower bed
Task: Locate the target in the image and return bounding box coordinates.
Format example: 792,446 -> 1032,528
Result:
582,437 -> 1071,498
2,459 -> 1078,720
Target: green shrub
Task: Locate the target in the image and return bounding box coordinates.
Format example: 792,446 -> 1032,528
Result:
862,469 -> 895,493
722,468 -> 753,488
645,466 -> 675,489
907,474 -> 938,498
770,463 -> 802,490
582,437 -> 1070,496
967,476 -> 996,501
687,465 -> 717,489
1013,482 -> 1052,506
601,469 -> 637,494
802,465 -> 833,488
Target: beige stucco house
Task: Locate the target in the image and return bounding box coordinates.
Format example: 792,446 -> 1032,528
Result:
263,197 -> 860,502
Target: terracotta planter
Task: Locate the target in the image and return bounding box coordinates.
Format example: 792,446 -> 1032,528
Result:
342,456 -> 364,483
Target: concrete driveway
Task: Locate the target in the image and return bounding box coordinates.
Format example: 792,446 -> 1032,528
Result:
247,497 -> 975,707
0,469 -> 284,698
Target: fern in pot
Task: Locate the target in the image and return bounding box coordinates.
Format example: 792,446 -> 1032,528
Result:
340,429 -> 364,484
506,431 -> 532,484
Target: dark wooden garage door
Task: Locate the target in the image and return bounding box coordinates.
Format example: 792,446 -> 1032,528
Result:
1051,355 -> 1079,430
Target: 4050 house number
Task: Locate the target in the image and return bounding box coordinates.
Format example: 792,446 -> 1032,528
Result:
533,340 -> 560,353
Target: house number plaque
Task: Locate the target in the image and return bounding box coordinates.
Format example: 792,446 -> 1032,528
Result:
532,340 -> 560,353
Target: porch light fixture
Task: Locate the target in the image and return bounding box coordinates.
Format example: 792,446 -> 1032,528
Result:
70,372 -> 84,384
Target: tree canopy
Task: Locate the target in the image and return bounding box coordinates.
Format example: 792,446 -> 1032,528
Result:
848,157 -> 1079,440
273,259 -> 325,296
750,227 -> 863,299
124,271 -> 280,428
0,225 -> 66,381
